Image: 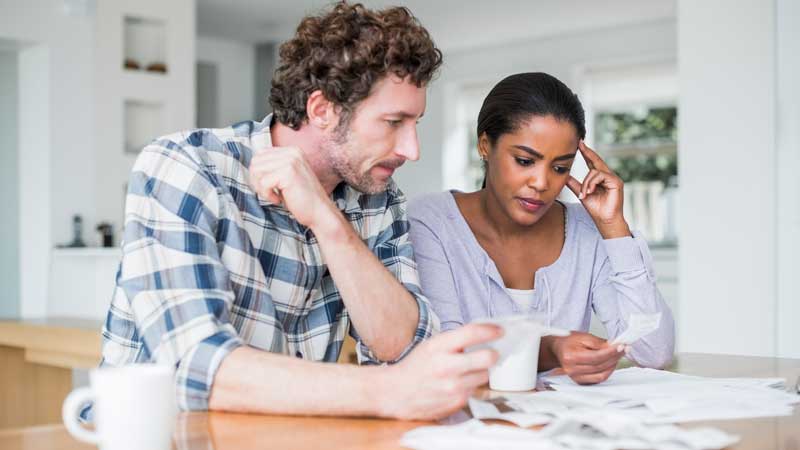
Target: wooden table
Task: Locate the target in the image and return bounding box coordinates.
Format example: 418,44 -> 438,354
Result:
0,318 -> 102,429
1,353 -> 798,450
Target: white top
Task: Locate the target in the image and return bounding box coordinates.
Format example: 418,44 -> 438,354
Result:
505,288 -> 536,311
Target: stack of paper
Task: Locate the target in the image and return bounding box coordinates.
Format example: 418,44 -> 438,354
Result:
540,367 -> 799,423
401,416 -> 739,450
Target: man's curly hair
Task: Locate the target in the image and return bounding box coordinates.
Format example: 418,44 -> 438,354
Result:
269,1 -> 443,130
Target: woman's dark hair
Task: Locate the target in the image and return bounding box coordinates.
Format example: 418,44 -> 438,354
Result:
477,72 -> 586,187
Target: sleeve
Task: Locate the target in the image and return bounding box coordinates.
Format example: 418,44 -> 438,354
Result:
116,141 -> 244,410
590,231 -> 676,368
407,204 -> 465,333
350,196 -> 440,365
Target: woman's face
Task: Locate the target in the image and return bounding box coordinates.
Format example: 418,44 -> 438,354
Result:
481,115 -> 579,226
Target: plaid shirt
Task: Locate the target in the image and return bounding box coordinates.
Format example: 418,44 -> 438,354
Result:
100,115 -> 439,411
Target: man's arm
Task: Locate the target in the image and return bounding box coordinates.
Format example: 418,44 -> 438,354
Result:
249,147 -> 434,362
209,324 -> 501,420
313,202 -> 428,362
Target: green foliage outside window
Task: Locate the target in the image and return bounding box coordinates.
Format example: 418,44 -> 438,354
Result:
596,106 -> 678,186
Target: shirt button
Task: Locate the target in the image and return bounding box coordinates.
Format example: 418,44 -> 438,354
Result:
295,351 -> 303,358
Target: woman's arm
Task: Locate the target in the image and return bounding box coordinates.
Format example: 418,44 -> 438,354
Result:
566,141 -> 675,369
408,207 -> 464,332
590,233 -> 675,368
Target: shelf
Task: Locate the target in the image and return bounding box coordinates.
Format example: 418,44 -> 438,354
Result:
52,247 -> 121,258
124,99 -> 166,153
123,15 -> 167,75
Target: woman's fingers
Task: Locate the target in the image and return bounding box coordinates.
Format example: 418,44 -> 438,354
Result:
583,170 -> 612,198
587,171 -> 612,196
566,176 -> 583,197
579,140 -> 611,172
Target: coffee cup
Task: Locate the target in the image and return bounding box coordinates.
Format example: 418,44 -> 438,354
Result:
62,364 -> 177,450
472,316 -> 569,391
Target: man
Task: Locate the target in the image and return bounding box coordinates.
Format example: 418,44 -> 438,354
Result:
100,2 -> 500,420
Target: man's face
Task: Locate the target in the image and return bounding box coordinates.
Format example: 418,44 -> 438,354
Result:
325,74 -> 427,194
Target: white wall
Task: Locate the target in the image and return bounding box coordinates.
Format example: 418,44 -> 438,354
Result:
397,19 -> 677,199
776,0 -> 800,358
678,0 -> 778,356
0,0 -> 195,319
0,50 -> 19,318
0,0 -> 94,317
197,35 -> 256,127
17,45 -> 52,319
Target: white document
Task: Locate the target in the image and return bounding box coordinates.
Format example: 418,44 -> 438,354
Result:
468,397 -> 551,427
401,412 -> 740,450
401,419 -> 561,450
610,313 -> 662,345
540,367 -> 799,424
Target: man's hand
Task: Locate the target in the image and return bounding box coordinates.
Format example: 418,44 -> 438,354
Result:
549,332 -> 624,385
248,146 -> 338,230
377,324 -> 503,420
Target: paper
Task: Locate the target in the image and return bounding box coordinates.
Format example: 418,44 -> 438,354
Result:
401,419 -> 561,450
540,367 -> 799,424
610,313 -> 662,346
401,413 -> 740,450
468,397 -> 551,427
406,367 -> 795,450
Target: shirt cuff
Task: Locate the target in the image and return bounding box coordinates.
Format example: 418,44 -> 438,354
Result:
601,231 -> 648,274
175,330 -> 243,411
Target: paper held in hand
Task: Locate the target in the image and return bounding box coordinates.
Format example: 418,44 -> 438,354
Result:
610,312 -> 662,346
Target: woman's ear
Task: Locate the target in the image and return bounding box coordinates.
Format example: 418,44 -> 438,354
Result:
478,134 -> 491,161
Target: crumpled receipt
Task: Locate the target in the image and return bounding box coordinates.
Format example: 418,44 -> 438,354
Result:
610,313 -> 662,346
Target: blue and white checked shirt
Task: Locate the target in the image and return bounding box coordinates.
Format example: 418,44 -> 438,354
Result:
100,115 -> 439,411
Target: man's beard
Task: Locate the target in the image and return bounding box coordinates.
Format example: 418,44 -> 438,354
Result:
326,125 -> 392,195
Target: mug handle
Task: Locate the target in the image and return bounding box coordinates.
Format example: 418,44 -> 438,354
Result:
62,387 -> 99,444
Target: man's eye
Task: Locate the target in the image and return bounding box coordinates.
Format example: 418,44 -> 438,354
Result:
386,119 -> 402,127
515,157 -> 533,167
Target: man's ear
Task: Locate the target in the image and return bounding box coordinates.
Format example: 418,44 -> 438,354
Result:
306,90 -> 334,130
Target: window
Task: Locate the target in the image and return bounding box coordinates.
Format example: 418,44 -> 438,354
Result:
582,61 -> 679,245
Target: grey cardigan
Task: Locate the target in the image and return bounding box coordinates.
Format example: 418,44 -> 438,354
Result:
407,191 -> 675,368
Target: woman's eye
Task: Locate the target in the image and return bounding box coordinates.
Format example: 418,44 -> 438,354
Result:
386,119 -> 402,127
554,166 -> 570,174
515,157 -> 533,167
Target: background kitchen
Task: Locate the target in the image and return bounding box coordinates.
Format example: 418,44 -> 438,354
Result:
0,0 -> 797,375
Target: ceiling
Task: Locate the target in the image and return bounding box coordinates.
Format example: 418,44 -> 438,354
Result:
197,0 -> 676,52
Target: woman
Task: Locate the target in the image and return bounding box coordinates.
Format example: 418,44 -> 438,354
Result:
408,72 -> 674,384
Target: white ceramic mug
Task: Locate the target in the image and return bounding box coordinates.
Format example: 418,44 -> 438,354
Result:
62,364 -> 177,450
489,332 -> 542,391
473,316 -> 569,391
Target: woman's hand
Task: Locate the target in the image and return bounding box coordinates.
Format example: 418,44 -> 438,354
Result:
566,141 -> 632,239
548,332 -> 625,385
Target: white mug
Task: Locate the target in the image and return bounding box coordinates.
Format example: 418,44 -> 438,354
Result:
62,364 -> 177,450
473,316 -> 569,391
